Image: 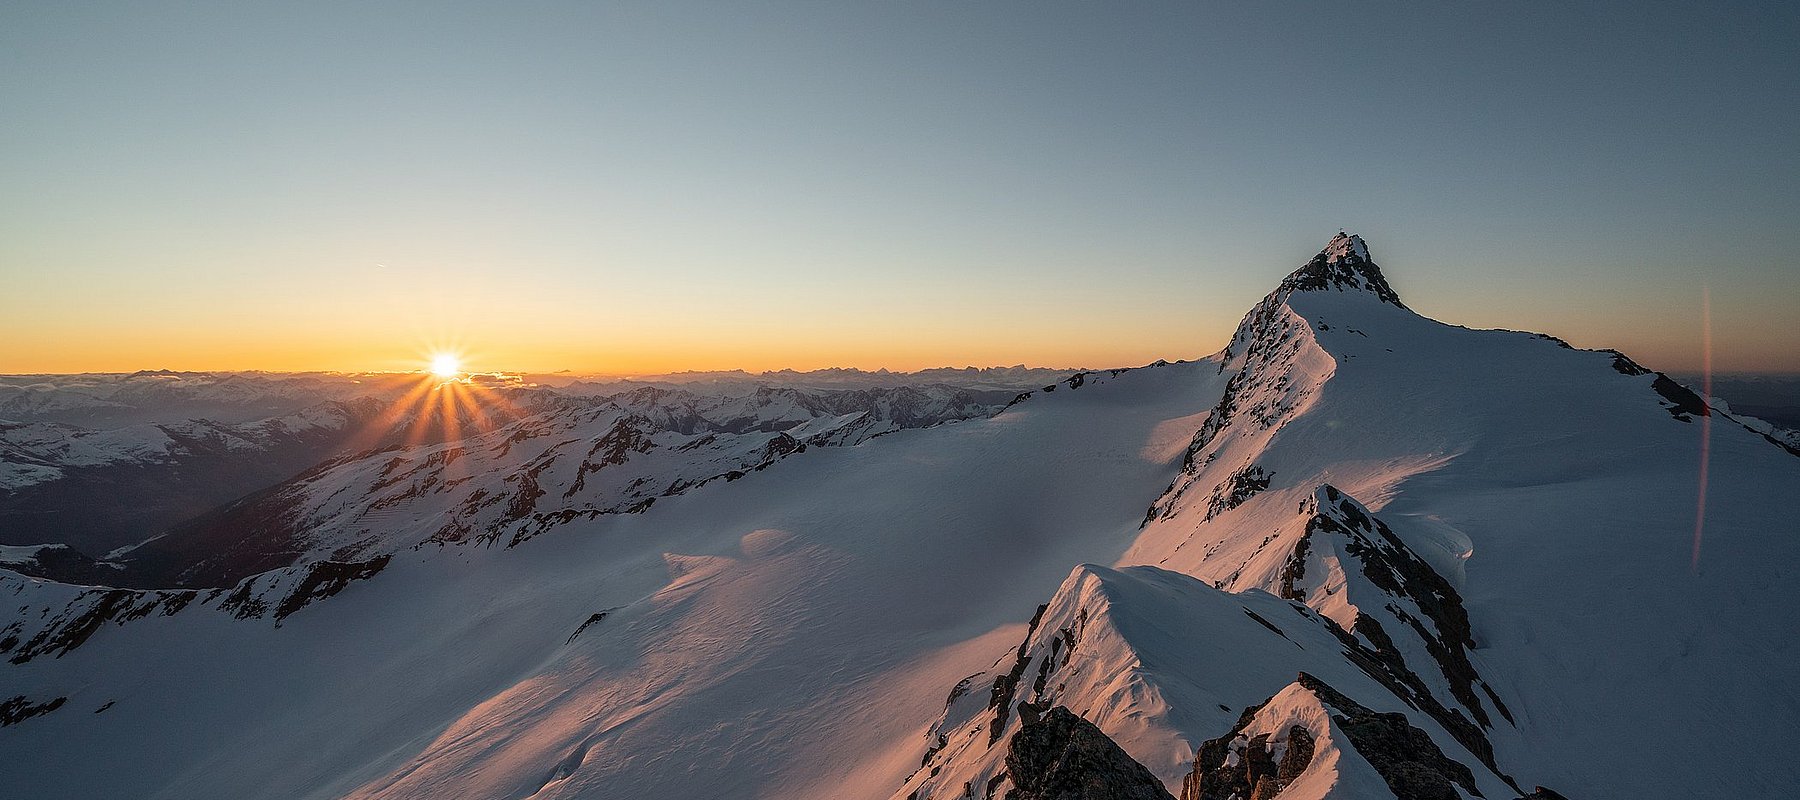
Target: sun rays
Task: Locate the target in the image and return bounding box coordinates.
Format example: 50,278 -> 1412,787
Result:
330,349 -> 529,460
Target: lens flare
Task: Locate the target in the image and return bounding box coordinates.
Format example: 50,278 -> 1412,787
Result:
1691,287 -> 1712,573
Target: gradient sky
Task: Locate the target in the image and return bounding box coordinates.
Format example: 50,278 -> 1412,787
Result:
3,2 -> 1797,375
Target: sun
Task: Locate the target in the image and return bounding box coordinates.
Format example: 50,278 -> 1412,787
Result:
429,353 -> 462,377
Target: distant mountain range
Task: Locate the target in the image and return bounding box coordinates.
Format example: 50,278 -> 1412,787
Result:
0,366 -> 1073,561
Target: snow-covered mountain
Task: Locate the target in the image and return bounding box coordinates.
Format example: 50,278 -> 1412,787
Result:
112,383 -> 1003,587
0,371 -> 391,428
554,365 -> 1074,395
3,234 -> 1795,800
0,400 -> 389,555
1,378 -> 1028,578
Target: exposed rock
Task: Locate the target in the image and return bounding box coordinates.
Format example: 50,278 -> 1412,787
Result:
7,589 -> 139,663
1004,706 -> 1175,800
1606,351 -> 1651,376
1274,232 -> 1406,309
1282,485 -> 1516,775
1151,237 -> 1365,522
1203,465 -> 1272,521
1296,672 -> 1480,800
1185,674 -> 1498,800
990,603 -> 1051,744
0,695 -> 67,727
565,609 -> 613,644
0,543 -> 126,586
270,555 -> 391,621
1180,715 -> 1315,800
1650,374 -> 1711,421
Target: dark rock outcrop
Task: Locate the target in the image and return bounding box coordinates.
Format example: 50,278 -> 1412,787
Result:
1180,716 -> 1315,800
1184,674 -> 1481,800
0,544 -> 126,586
0,695 -> 67,727
1279,486 -> 1515,778
989,603 -> 1051,744
1004,706 -> 1175,800
1203,465 -> 1272,521
1296,672 -> 1480,800
1650,374 -> 1711,421
7,589 -> 140,664
269,555 -> 391,621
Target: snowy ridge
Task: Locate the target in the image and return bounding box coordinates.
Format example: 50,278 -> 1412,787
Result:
0,552 -> 391,666
895,561 -> 1522,800
1276,485 -> 1512,776
558,365 -> 1075,395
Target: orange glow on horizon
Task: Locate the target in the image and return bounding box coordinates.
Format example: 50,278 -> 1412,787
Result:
4,300 -> 1794,376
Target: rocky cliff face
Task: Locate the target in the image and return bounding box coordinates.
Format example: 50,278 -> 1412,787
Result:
1005,706 -> 1175,800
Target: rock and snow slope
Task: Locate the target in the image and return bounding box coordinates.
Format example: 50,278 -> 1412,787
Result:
4,233 -> 1797,800
0,401 -> 389,554
899,485 -> 1528,800
2,382 -> 1013,585
111,383 -> 1005,587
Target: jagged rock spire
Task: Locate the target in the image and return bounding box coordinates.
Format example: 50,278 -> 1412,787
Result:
1275,232 -> 1406,308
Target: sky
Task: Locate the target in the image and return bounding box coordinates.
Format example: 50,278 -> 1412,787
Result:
3,1 -> 1797,375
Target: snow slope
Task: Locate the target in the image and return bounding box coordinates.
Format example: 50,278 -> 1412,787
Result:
1,359 -> 1224,799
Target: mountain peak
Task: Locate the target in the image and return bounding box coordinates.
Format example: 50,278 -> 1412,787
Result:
1276,232 -> 1405,308
1324,230 -> 1369,262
